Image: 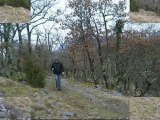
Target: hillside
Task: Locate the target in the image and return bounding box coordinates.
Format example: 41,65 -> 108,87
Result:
0,77 -> 160,119
0,77 -> 129,119
130,0 -> 160,23
0,5 -> 30,23
130,9 -> 160,23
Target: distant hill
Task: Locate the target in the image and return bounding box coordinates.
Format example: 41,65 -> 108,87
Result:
0,0 -> 30,10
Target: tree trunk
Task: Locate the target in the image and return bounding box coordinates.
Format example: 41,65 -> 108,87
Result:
93,19 -> 109,88
136,79 -> 151,97
26,23 -> 32,54
16,24 -> 23,70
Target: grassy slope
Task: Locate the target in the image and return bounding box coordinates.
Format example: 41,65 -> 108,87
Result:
0,77 -> 126,119
130,9 -> 160,23
1,77 -> 159,119
0,6 -> 31,23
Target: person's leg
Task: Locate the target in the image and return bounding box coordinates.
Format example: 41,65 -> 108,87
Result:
54,74 -> 58,89
57,75 -> 62,90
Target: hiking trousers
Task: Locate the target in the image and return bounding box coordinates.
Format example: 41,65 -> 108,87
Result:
54,74 -> 61,90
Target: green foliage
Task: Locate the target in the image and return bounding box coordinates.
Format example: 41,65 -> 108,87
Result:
0,0 -> 30,10
11,72 -> 26,81
22,53 -> 46,88
114,20 -> 125,85
130,0 -> 139,12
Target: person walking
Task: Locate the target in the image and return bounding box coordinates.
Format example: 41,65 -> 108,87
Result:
51,57 -> 64,91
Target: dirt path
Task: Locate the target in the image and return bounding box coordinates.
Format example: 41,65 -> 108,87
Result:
45,76 -> 129,119
62,78 -> 129,115
54,76 -> 159,120
0,5 -> 30,23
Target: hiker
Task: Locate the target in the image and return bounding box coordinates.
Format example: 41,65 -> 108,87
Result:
51,57 -> 64,90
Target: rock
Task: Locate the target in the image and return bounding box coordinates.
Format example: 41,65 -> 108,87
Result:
33,102 -> 45,110
96,85 -> 103,90
46,109 -> 54,114
0,98 -> 8,118
43,89 -> 49,95
63,112 -> 77,117
116,92 -> 123,96
0,112 -> 8,118
0,92 -> 5,97
6,105 -> 31,120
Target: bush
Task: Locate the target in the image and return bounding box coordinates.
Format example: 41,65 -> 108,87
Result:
22,53 -> 46,88
130,0 -> 139,12
0,0 -> 30,10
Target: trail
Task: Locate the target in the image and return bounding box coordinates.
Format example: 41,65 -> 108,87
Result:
59,77 -> 160,120
45,76 -> 129,119
62,78 -> 129,115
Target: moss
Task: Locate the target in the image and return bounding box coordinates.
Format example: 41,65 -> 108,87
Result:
80,82 -> 94,87
68,78 -> 77,84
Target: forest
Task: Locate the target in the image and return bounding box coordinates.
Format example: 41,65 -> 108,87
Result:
0,0 -> 160,119
0,0 -> 160,97
0,0 -> 30,10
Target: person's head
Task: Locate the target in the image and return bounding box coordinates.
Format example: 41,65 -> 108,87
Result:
54,57 -> 59,63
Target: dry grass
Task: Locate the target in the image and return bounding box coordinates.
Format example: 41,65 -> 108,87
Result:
0,77 -> 17,87
1,76 -> 160,119
0,5 -> 31,23
129,97 -> 160,120
4,97 -> 32,119
1,76 -> 126,119
130,9 -> 160,23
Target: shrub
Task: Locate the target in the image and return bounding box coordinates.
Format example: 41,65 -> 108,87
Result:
22,53 -> 46,88
130,0 -> 139,12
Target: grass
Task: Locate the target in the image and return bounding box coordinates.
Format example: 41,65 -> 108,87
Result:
0,76 -> 128,119
0,77 -> 39,96
130,10 -> 160,23
0,6 -> 31,23
129,97 -> 160,119
0,0 -> 30,10
1,76 -> 159,119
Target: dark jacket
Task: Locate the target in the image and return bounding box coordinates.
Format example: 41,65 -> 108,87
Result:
51,62 -> 64,75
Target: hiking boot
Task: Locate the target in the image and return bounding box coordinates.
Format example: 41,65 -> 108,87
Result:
57,89 -> 62,91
